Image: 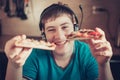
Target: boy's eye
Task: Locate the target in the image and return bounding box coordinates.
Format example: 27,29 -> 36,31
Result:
62,26 -> 69,29
47,29 -> 55,32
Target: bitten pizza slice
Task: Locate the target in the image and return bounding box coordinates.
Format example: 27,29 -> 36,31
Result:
15,38 -> 56,50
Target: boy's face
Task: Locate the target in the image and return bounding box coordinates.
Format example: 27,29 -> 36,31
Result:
44,14 -> 74,55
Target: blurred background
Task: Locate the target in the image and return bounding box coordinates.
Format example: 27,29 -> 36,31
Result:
0,0 -> 120,80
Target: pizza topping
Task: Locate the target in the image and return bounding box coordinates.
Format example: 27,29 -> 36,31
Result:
88,31 -> 101,37
67,29 -> 101,40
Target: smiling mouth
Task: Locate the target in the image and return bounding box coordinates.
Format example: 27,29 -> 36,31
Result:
55,41 -> 67,46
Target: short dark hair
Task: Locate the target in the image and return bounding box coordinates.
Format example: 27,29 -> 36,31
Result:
39,3 -> 78,31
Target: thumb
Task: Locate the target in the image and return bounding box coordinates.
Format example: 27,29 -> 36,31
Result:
21,34 -> 27,40
95,27 -> 106,41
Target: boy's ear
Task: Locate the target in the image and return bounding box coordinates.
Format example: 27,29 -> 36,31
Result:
74,24 -> 79,31
41,32 -> 46,40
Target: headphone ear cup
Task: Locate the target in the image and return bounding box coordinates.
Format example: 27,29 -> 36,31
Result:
41,32 -> 46,41
74,24 -> 79,31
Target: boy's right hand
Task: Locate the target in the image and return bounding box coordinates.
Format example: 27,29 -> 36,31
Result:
4,35 -> 32,68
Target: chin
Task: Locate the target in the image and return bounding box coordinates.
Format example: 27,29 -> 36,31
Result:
54,48 -> 66,54
54,41 -> 74,55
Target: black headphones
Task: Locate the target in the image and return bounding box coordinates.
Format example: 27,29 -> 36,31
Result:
39,4 -> 79,40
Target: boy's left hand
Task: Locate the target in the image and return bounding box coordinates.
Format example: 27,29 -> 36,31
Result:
85,27 -> 113,65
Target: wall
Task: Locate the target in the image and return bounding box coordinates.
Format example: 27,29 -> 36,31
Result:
79,0 -> 120,55
0,0 -> 82,36
0,0 -> 120,55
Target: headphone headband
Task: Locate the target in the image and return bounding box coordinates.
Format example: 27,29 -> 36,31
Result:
39,3 -> 79,31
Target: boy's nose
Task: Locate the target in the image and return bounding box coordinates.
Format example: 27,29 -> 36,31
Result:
55,30 -> 66,40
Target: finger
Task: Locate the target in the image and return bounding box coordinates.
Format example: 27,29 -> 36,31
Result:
8,47 -> 23,60
91,46 -> 107,57
94,41 -> 112,51
21,34 -> 26,40
15,48 -> 32,63
11,55 -> 25,67
93,46 -> 113,57
12,48 -> 32,67
91,37 -> 106,43
94,41 -> 108,48
4,35 -> 27,58
95,27 -> 106,41
4,35 -> 26,52
87,38 -> 108,48
5,36 -> 21,51
95,50 -> 113,57
93,46 -> 107,54
92,41 -> 113,56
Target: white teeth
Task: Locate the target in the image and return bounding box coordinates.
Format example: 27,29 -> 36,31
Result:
55,41 -> 66,45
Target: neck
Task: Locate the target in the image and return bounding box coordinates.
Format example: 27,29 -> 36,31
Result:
53,45 -> 74,60
53,41 -> 74,61
54,52 -> 72,60
53,53 -> 73,68
52,46 -> 74,68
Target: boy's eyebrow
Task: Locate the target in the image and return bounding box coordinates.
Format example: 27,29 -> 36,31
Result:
46,26 -> 55,30
46,22 -> 70,30
60,22 -> 69,26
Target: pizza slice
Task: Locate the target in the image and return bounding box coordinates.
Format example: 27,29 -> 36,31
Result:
67,29 -> 102,40
15,38 -> 56,50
